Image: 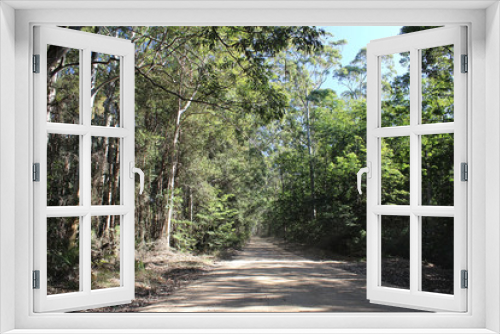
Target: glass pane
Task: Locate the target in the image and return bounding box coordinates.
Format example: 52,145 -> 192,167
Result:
47,134 -> 80,206
421,133 -> 454,206
91,137 -> 121,205
421,45 -> 454,124
47,217 -> 80,295
381,52 -> 410,127
381,215 -> 410,289
381,136 -> 410,205
47,45 -> 80,124
91,52 -> 121,127
91,215 -> 121,290
422,217 -> 454,295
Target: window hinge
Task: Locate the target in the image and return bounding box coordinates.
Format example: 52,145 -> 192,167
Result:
461,54 -> 468,73
461,162 -> 468,181
33,163 -> 40,182
33,54 -> 40,73
461,270 -> 468,289
33,270 -> 40,289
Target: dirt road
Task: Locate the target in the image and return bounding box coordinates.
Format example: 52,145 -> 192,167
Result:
139,237 -> 416,312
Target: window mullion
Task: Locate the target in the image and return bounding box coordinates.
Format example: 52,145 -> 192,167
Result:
409,47 -> 420,294
82,47 -> 92,294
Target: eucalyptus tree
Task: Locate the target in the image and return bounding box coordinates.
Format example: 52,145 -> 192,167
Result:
334,48 -> 367,100
99,26 -> 328,248
280,38 -> 345,219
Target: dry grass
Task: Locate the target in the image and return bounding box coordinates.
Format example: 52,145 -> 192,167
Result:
78,239 -> 215,313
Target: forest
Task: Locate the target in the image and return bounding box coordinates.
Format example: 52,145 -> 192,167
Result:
46,26 -> 455,295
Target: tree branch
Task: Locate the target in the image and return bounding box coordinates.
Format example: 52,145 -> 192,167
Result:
136,67 -> 230,110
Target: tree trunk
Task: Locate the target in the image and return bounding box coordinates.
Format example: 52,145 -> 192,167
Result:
190,188 -> 193,222
305,100 -> 317,218
163,82 -> 197,247
164,117 -> 181,248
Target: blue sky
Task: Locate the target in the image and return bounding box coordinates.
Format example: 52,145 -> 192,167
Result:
319,26 -> 403,95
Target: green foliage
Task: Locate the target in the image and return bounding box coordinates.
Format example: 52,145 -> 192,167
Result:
262,26 -> 454,265
48,26 -> 454,275
172,220 -> 198,251
381,136 -> 410,205
46,217 -> 80,293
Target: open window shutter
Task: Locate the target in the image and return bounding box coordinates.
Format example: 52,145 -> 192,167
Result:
365,26 -> 467,312
33,26 -> 136,312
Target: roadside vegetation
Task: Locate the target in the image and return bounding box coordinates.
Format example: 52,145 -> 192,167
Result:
47,26 -> 454,301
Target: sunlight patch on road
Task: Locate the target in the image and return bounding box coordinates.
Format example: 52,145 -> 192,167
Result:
225,260 -> 345,264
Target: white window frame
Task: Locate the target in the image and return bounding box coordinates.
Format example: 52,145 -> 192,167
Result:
0,1 -> 499,333
366,26 -> 468,312
33,26 -> 136,313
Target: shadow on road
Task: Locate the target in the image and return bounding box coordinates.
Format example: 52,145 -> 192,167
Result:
138,237 -> 423,312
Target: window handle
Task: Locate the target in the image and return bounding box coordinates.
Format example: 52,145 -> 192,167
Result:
129,162 -> 145,195
357,162 -> 371,195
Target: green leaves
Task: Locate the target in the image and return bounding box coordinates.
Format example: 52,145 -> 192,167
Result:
78,26 -> 455,262
381,136 -> 410,205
